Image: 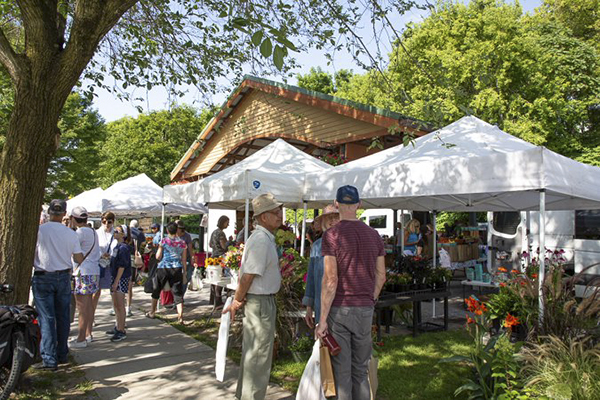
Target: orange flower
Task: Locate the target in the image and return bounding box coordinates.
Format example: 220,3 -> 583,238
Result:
498,267 -> 508,273
531,274 -> 538,279
511,269 -> 519,274
466,315 -> 475,324
474,303 -> 488,316
465,297 -> 479,312
500,282 -> 507,287
504,313 -> 519,329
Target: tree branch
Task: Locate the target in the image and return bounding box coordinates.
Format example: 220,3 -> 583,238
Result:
16,0 -> 60,60
57,0 -> 138,94
0,27 -> 22,81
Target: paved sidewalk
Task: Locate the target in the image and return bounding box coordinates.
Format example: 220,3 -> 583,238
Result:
69,286 -> 293,400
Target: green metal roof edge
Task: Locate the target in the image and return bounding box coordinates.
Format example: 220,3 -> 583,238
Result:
240,75 -> 429,127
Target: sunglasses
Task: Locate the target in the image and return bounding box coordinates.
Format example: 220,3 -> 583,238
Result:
102,219 -> 114,224
114,230 -> 124,235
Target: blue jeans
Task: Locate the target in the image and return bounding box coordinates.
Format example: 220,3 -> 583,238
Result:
32,273 -> 72,367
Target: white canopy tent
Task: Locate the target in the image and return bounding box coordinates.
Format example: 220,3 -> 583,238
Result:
305,116 -> 600,211
164,139 -> 333,250
305,116 -> 600,319
66,187 -> 105,216
102,173 -> 208,217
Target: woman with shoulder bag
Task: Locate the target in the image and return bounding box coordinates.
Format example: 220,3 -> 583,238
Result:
69,207 -> 101,348
94,212 -> 116,319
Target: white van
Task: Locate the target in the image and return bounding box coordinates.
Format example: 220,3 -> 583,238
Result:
359,209 -> 412,237
489,210 -> 600,295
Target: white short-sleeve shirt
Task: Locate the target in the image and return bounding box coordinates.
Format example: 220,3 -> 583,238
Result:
240,225 -> 281,295
34,222 -> 82,273
75,227 -> 101,275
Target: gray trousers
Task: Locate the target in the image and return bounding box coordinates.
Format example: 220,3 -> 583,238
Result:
236,294 -> 276,400
328,306 -> 374,400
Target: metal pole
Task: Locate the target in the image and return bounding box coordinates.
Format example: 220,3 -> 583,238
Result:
300,202 -> 308,256
538,190 -> 546,323
487,212 -> 493,273
400,210 -> 405,255
294,209 -> 298,250
432,210 -> 438,268
160,204 -> 166,241
525,211 -> 531,269
244,170 -> 250,242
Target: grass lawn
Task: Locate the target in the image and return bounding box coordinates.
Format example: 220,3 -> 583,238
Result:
165,313 -> 472,399
376,329 -> 471,400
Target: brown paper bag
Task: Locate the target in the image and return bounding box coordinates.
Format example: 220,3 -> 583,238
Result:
368,355 -> 379,400
320,345 -> 336,397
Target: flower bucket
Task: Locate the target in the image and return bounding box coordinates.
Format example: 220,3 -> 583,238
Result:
206,266 -> 222,282
230,271 -> 238,286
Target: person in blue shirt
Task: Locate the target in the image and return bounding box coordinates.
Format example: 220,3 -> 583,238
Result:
107,225 -> 132,342
146,222 -> 187,323
403,219 -> 421,256
303,204 -> 339,329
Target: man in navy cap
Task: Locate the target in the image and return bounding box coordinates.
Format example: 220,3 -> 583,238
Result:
316,185 -> 386,400
33,200 -> 84,370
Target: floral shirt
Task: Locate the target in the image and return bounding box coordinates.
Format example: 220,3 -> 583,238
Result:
158,236 -> 187,269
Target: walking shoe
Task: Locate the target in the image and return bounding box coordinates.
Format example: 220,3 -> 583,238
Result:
86,335 -> 93,343
33,362 -> 57,371
68,339 -> 87,349
105,327 -> 117,336
126,307 -> 133,317
110,330 -> 127,342
109,309 -> 115,316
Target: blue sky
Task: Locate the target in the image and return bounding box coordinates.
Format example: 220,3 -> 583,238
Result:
93,0 -> 542,122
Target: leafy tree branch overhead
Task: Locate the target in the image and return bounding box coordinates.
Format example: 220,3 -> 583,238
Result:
0,0 -> 422,304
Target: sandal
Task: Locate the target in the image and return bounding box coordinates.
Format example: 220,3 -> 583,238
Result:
145,312 -> 155,319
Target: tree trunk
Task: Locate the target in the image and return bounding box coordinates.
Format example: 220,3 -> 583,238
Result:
0,87 -> 61,304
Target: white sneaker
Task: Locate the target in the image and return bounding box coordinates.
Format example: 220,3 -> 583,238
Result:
68,339 -> 87,348
126,308 -> 133,317
86,335 -> 93,343
109,309 -> 115,316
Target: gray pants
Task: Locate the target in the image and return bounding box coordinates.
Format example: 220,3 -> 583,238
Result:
236,294 -> 276,400
328,306 -> 374,400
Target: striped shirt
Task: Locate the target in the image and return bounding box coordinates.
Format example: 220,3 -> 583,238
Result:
321,220 -> 385,307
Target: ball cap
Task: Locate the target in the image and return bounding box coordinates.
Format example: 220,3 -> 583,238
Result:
71,206 -> 88,219
48,199 -> 67,215
252,193 -> 282,216
336,185 -> 360,204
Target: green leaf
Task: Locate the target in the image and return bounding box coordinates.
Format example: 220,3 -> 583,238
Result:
273,45 -> 284,70
260,38 -> 272,58
251,31 -> 263,47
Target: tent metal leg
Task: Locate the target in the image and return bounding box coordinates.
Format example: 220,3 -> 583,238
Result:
538,190 -> 546,323
300,202 -> 308,256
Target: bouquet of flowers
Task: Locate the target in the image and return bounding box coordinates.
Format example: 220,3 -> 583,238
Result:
205,257 -> 223,267
221,244 -> 244,272
276,248 -> 308,348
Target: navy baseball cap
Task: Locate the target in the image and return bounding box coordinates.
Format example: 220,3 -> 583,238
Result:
336,185 -> 360,204
48,199 -> 67,215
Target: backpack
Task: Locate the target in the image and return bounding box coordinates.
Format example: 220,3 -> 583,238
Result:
0,305 -> 41,370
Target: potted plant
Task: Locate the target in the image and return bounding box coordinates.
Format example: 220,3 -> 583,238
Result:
289,334 -> 314,363
221,244 -> 243,284
397,272 -> 412,292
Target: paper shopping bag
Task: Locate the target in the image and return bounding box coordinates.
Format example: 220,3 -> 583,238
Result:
319,345 -> 336,397
368,355 -> 379,400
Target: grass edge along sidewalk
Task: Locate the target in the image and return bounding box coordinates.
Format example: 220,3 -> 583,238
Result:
162,314 -> 471,400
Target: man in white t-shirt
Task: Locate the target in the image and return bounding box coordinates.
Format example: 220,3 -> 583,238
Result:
32,199 -> 83,371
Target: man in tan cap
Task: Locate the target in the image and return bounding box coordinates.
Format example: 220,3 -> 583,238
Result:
224,193 -> 282,400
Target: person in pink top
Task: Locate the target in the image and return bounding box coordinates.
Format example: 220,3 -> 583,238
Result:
316,185 -> 387,400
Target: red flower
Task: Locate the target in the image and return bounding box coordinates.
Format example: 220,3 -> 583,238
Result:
532,273 -> 538,279
500,282 -> 507,288
498,267 -> 508,273
504,314 -> 520,329
466,315 -> 475,324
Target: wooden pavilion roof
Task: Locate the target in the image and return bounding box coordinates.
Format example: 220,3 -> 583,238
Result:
171,75 -> 431,183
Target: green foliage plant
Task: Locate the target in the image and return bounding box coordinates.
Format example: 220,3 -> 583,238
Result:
441,297 -> 526,399
520,335 -> 600,400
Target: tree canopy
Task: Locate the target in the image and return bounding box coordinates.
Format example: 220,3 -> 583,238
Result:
336,0 -> 600,164
98,106 -> 213,188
